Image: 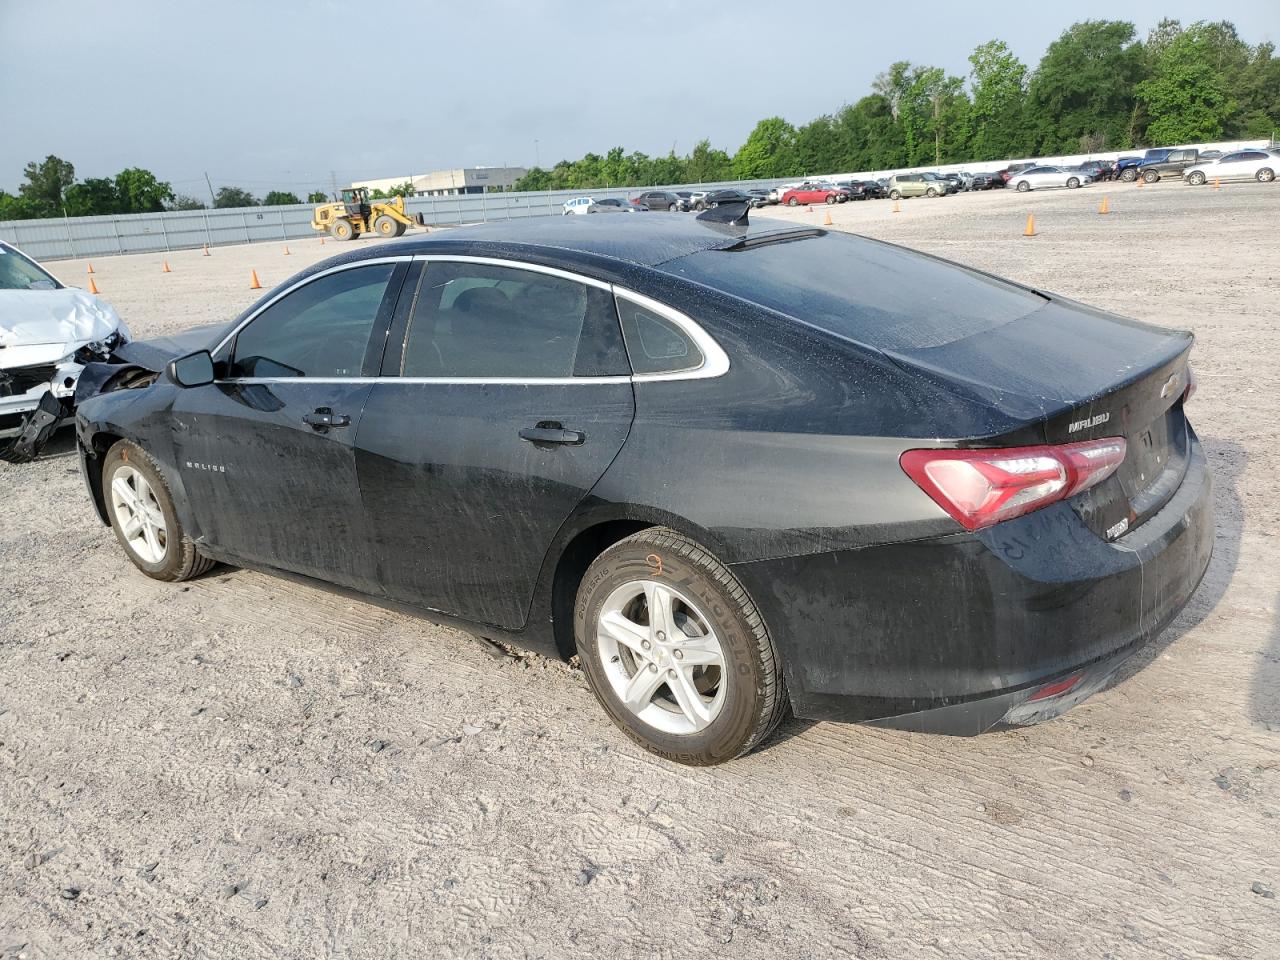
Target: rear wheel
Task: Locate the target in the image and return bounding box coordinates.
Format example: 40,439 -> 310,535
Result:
330,219 -> 354,241
1257,168 -> 1275,183
1016,180 -> 1030,192
103,440 -> 214,582
1067,177 -> 1080,189
1187,171 -> 1207,186
373,215 -> 398,237
1142,170 -> 1159,184
575,528 -> 787,765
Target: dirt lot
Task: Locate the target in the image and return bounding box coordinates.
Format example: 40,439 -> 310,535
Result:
2,181 -> 1278,959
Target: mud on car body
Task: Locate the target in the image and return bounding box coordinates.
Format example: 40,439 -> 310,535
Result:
0,240 -> 131,462
73,206 -> 1214,765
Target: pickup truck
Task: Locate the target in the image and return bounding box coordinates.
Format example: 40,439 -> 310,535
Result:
1115,149 -> 1173,181
1136,148 -> 1203,183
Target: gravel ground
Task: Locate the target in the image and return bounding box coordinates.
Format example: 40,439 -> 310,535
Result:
2,181 -> 1278,959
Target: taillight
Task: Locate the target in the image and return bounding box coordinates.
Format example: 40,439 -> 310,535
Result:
900,437 -> 1127,531
1183,364 -> 1197,402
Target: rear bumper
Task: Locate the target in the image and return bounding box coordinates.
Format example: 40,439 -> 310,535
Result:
732,431 -> 1214,734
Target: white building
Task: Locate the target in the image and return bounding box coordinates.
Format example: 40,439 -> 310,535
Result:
350,166 -> 528,197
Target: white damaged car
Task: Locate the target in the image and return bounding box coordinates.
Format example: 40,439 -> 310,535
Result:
0,240 -> 130,462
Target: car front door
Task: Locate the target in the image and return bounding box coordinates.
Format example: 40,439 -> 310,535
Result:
354,257 -> 636,630
172,258 -> 409,591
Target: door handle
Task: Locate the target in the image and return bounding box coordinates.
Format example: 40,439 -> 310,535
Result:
519,421 -> 584,446
303,407 -> 351,430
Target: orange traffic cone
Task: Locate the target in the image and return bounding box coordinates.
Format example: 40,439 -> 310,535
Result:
1214,178 -> 1221,190
202,244 -> 210,256
1023,214 -> 1036,237
892,200 -> 901,213
162,260 -> 172,273
88,276 -> 100,294
1099,196 -> 1110,215
249,270 -> 262,290
86,262 -> 94,275
1136,176 -> 1145,188
822,209 -> 833,226
282,245 -> 291,256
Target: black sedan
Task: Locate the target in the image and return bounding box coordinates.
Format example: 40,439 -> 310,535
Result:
969,172 -> 1005,190
73,208 -> 1213,765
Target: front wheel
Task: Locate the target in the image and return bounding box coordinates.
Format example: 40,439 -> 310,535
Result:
787,197 -> 798,206
1067,177 -> 1080,189
826,194 -> 836,204
1257,168 -> 1275,183
889,190 -> 901,200
668,203 -> 678,211
925,187 -> 937,198
1187,171 -> 1207,186
103,440 -> 214,582
575,528 -> 787,765
1119,168 -> 1137,182
1016,181 -> 1030,192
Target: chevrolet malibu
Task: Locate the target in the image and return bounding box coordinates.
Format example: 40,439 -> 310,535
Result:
73,208 -> 1213,765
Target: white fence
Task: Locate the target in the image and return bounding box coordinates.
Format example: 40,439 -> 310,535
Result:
2,139 -> 1269,262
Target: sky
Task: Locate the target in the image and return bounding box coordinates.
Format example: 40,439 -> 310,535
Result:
3,0 -> 1277,197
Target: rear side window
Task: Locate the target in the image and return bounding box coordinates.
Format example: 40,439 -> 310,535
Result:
401,261 -> 627,378
662,232 -> 1045,352
615,296 -> 703,375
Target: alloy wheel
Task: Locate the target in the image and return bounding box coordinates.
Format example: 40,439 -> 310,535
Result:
595,580 -> 727,735
110,464 -> 168,564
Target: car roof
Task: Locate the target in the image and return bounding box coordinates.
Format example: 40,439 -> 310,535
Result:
347,215 -> 817,269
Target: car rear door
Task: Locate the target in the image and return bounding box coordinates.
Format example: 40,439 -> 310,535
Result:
354,256 -> 635,630
173,258 -> 410,592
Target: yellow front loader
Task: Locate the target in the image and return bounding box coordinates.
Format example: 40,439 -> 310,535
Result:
311,187 -> 425,240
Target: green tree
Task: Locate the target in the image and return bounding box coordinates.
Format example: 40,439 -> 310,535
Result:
793,116 -> 845,174
307,190 -> 329,203
732,117 -> 798,179
969,40 -> 1028,160
1137,22 -> 1236,143
834,95 -> 903,169
686,139 -> 731,182
1236,41 -> 1280,137
64,177 -> 120,217
18,155 -> 76,216
263,190 -> 302,205
168,195 -> 207,210
214,186 -> 257,208
114,167 -> 174,213
1026,21 -> 1148,151
0,191 -> 34,220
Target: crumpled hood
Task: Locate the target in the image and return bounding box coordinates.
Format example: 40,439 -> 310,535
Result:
0,289 -> 129,369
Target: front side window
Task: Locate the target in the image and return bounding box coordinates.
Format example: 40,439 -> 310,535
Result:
401,262 -> 627,379
229,263 -> 395,378
0,245 -> 59,291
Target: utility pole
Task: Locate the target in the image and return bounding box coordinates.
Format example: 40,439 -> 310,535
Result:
204,172 -> 216,207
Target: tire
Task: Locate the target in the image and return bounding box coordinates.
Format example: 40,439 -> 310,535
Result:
330,219 -> 354,241
575,527 -> 787,766
889,190 -> 901,201
1142,170 -> 1159,184
926,187 -> 937,198
1187,171 -> 1207,186
1067,177 -> 1080,189
825,194 -> 836,204
1257,168 -> 1275,183
373,215 -> 398,237
1120,167 -> 1137,182
667,203 -> 677,211
787,197 -> 798,206
102,440 -> 214,582
1016,180 -> 1030,192
393,221 -> 408,237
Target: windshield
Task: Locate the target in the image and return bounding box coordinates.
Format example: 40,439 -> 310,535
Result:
662,230 -> 1045,351
0,246 -> 59,291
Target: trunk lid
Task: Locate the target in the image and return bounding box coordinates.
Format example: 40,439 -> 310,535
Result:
884,297 -> 1194,540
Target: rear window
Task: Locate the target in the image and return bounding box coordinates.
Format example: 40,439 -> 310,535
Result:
661,231 -> 1045,351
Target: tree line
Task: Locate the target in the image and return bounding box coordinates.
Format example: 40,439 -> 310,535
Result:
514,18 -> 1278,191
0,160 -> 332,221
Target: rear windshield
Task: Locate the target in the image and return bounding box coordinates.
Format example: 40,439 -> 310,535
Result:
660,231 -> 1044,350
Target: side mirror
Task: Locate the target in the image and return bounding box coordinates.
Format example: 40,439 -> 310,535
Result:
167,350 -> 215,388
